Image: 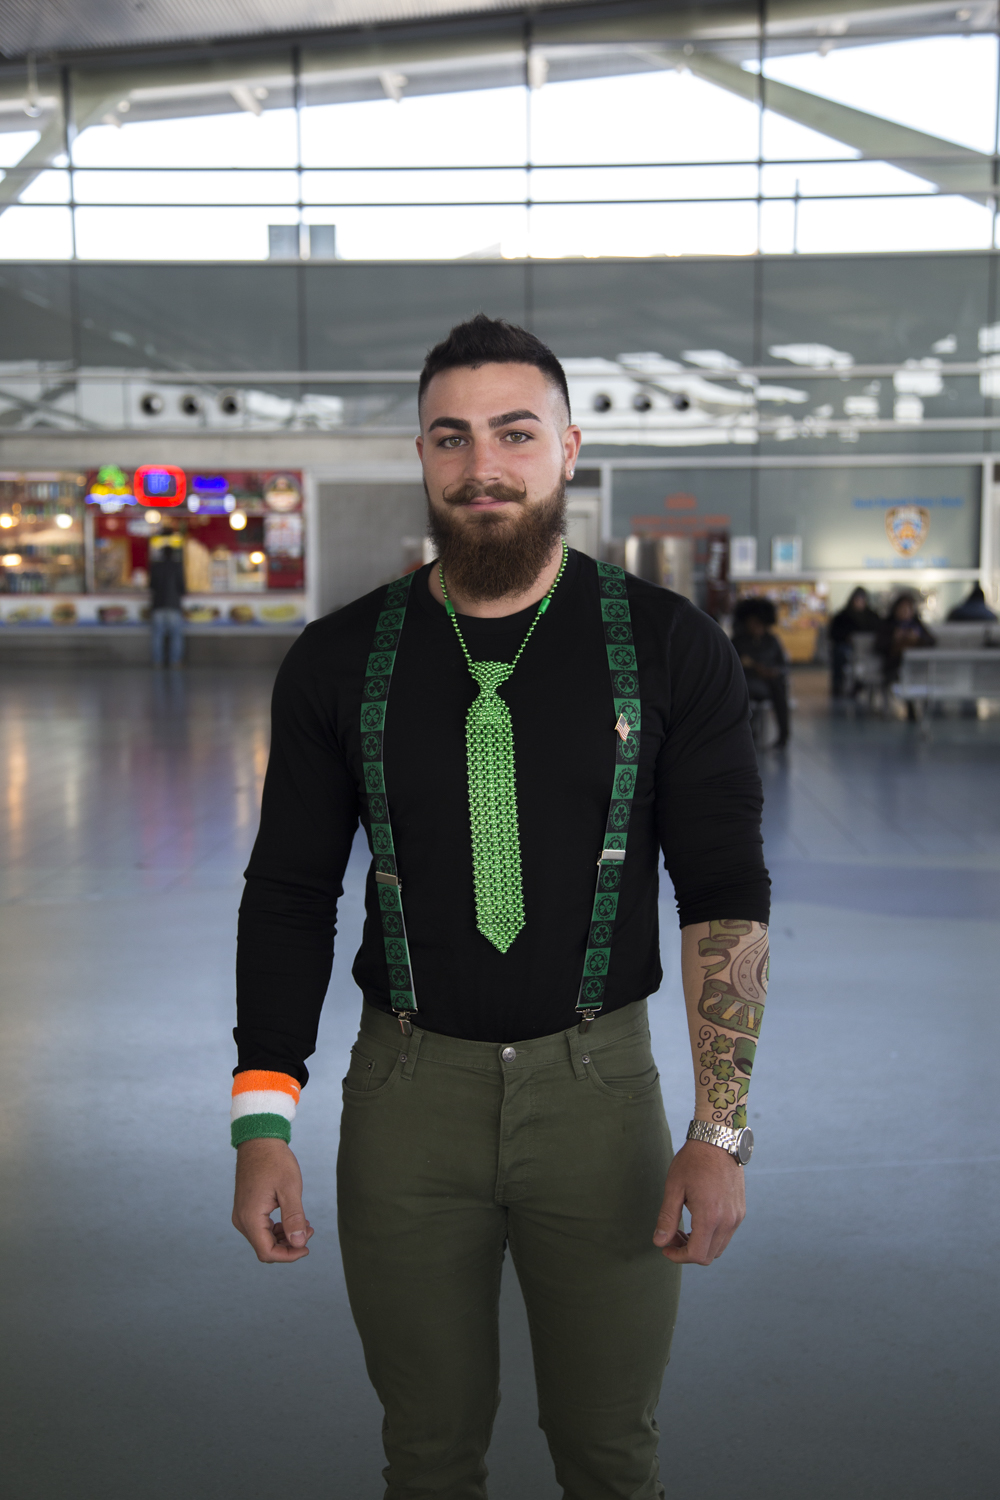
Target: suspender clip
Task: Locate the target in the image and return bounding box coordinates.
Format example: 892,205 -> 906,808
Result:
394,1010 -> 414,1037
578,1009 -> 598,1033
376,871 -> 400,888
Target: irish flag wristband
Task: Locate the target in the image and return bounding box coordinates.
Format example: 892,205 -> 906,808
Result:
230,1070 -> 301,1148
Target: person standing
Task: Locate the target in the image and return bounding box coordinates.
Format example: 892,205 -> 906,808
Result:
148,522 -> 186,667
828,586 -> 882,698
231,316 -> 770,1500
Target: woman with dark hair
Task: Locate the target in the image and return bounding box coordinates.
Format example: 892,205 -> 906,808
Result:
828,586 -> 882,698
731,596 -> 790,747
875,594 -> 935,718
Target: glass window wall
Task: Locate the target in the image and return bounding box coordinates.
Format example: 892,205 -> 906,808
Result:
0,5 -> 998,260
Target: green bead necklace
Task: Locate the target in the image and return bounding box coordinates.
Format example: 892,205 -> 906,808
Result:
440,540 -> 568,953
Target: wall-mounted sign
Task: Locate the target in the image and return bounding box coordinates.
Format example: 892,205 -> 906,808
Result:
885,505 -> 930,556
264,513 -> 303,557
188,475 -> 237,514
264,473 -> 302,512
85,464 -> 134,506
771,535 -> 803,574
134,465 -> 187,507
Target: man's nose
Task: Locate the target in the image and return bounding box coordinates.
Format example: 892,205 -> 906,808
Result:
458,443 -> 503,485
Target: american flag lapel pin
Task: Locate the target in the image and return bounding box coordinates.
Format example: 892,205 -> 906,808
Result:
615,713 -> 631,742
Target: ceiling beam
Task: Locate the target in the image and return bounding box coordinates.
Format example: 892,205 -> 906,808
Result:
666,49 -> 994,202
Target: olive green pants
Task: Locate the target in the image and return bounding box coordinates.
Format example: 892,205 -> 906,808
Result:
337,999 -> 682,1500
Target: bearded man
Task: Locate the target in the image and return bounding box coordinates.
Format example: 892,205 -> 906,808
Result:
231,316 -> 770,1500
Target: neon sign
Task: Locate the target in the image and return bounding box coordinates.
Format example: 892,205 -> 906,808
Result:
134,465 -> 187,507
85,464 -> 134,507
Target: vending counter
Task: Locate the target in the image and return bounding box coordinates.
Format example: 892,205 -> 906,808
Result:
0,467 -> 308,665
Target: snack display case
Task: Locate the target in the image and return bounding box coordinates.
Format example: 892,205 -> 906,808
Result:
0,472 -> 87,610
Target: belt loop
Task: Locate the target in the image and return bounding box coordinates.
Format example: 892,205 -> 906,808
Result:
400,1026 -> 422,1081
566,1025 -> 589,1081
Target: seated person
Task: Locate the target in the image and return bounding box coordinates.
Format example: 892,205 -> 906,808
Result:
732,597 -> 790,748
875,594 -> 935,719
828,586 -> 882,698
947,584 -> 997,623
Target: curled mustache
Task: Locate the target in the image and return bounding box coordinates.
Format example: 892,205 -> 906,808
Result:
441,479 -> 527,507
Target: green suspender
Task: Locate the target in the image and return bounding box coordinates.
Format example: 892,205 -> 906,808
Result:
576,561 -> 640,1029
361,560 -> 640,1035
360,572 -> 419,1035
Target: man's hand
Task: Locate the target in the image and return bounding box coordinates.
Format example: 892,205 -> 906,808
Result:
232,1137 -> 314,1263
652,1139 -> 746,1265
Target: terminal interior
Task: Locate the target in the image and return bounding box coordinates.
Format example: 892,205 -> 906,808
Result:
1,2 -> 999,1497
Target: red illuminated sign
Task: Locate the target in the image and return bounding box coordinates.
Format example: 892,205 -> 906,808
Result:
134,465 -> 187,507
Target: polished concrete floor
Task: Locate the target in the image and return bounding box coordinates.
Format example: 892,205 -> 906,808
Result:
1,665 -> 997,1499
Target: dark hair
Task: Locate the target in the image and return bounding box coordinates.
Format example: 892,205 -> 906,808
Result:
889,592 -> 919,620
734,596 -> 777,627
418,313 -> 571,419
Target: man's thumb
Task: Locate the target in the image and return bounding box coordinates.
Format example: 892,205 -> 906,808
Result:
653,1190 -> 683,1247
280,1197 -> 308,1247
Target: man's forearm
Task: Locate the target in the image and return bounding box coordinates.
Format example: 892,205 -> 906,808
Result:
681,919 -> 769,1130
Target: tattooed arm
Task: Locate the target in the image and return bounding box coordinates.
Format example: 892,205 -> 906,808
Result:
653,919 -> 770,1265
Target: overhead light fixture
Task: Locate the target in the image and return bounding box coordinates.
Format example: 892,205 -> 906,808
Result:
230,84 -> 263,116
3,553 -> 22,567
229,510 -> 247,531
249,550 -> 266,565
379,70 -> 408,103
0,513 -> 14,528
527,53 -> 548,90
24,52 -> 41,117
55,512 -> 73,529
145,510 -> 162,526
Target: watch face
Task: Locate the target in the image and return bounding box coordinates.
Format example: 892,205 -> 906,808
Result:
736,1127 -> 754,1165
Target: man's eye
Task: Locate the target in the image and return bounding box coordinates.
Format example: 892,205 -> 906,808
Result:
503,431 -> 531,443
440,436 -> 466,448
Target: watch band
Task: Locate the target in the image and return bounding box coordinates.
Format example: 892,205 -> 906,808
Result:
687,1118 -> 754,1164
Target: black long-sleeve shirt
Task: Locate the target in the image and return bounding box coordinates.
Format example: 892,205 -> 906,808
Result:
236,550 -> 769,1083
149,538 -> 185,611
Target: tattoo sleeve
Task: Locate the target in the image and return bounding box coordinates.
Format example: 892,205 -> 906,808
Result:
681,919 -> 769,1131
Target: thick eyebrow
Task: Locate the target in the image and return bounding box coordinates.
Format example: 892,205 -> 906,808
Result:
489,409 -> 540,429
427,415 -> 472,433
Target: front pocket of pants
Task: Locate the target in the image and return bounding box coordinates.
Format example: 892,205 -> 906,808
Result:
584,1038 -> 661,1101
342,1042 -> 404,1102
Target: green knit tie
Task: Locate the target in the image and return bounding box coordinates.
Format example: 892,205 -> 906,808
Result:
441,543 -> 567,954
465,660 -> 522,951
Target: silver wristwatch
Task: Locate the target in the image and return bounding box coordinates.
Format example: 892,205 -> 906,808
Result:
686,1118 -> 754,1165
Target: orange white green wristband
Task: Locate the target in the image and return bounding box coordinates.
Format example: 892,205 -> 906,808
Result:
230,1070 -> 300,1147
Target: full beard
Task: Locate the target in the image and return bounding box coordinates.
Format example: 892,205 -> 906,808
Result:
426,475 -> 566,603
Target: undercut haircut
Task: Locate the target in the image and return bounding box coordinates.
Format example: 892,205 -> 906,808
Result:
419,313 -> 571,420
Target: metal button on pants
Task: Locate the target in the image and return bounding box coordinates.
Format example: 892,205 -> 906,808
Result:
337,998 -> 680,1500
